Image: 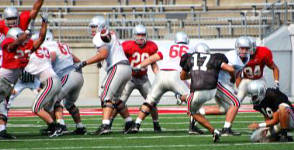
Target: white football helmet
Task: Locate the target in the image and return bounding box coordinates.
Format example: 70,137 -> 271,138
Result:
133,24 -> 147,45
235,36 -> 252,59
4,7 -> 19,27
247,80 -> 267,105
31,30 -> 54,41
6,27 -> 23,40
88,16 -> 108,37
191,43 -> 210,53
175,32 -> 189,44
250,125 -> 281,142
248,36 -> 257,55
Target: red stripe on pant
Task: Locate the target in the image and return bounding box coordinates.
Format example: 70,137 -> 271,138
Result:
217,82 -> 240,107
187,92 -> 194,114
61,74 -> 69,86
101,66 -> 117,101
34,78 -> 53,112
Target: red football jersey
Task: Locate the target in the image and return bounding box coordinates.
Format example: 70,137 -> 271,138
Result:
123,40 -> 158,78
0,11 -> 30,35
1,37 -> 33,69
242,46 -> 274,79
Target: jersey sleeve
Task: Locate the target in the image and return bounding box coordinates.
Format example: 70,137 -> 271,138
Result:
150,41 -> 158,54
122,41 -> 131,57
213,53 -> 229,69
1,38 -> 15,50
264,48 -> 274,66
19,11 -> 31,30
180,53 -> 191,72
0,20 -> 5,34
92,33 -> 107,49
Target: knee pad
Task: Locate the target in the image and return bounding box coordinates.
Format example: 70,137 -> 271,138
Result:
115,100 -> 126,112
54,101 -> 63,110
0,114 -> 8,122
67,105 -> 80,117
139,102 -> 153,115
102,100 -> 115,109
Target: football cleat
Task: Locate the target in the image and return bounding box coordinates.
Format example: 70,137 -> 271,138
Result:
131,123 -> 141,133
49,123 -> 64,138
189,125 -> 204,135
73,127 -> 87,135
221,128 -> 241,136
175,93 -> 184,105
40,123 -> 55,135
95,124 -> 111,135
124,121 -> 135,134
153,122 -> 162,133
279,135 -> 294,142
0,130 -> 16,139
213,129 -> 221,143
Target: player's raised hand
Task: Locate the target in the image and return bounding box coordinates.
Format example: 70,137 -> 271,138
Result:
40,8 -> 49,23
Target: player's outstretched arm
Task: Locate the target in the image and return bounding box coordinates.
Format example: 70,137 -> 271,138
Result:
86,46 -> 109,65
32,17 -> 47,52
151,62 -> 159,74
268,62 -> 280,88
180,70 -> 190,80
5,33 -> 30,52
140,53 -> 162,68
30,0 -> 44,20
221,63 -> 235,83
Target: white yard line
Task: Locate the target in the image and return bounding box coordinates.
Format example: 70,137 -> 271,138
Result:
1,142 -> 294,150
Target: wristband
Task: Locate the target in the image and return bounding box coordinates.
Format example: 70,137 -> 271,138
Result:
258,122 -> 266,128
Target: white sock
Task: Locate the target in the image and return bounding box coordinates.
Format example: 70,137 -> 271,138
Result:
57,119 -> 65,125
135,118 -> 142,124
199,108 -> 205,115
102,119 -> 110,125
76,122 -> 84,128
125,117 -> 132,123
0,125 -> 5,131
224,122 -> 231,128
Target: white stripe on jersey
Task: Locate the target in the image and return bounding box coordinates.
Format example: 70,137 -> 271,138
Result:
157,43 -> 189,71
92,31 -> 128,71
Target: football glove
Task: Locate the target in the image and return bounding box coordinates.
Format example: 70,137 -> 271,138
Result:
40,8 -> 49,23
274,80 -> 279,90
74,61 -> 87,71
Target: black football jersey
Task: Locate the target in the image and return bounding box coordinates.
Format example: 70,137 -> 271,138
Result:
180,52 -> 228,91
253,88 -> 293,119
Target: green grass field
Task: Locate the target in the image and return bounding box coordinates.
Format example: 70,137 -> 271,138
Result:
2,111 -> 294,150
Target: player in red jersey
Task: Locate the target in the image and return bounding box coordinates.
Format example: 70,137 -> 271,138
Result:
108,24 -> 161,133
0,0 -> 44,35
0,15 -> 47,139
236,37 -> 280,103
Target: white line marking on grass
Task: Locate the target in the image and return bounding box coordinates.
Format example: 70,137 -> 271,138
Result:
0,134 -> 253,142
8,115 -> 263,122
1,142 -> 294,150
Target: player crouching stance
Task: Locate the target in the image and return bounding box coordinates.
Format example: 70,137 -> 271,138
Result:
180,43 -> 235,142
247,80 -> 294,142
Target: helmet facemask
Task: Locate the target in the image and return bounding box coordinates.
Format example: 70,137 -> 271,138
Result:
4,7 -> 19,28
134,33 -> 147,46
248,81 -> 266,105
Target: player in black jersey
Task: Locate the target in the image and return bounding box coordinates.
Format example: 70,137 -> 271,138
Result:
180,43 -> 235,143
247,80 -> 294,142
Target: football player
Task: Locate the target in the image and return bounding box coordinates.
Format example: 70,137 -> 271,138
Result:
8,70 -> 41,109
76,16 -> 132,135
0,0 -> 44,35
0,14 -> 46,139
247,80 -> 294,142
188,36 -> 252,136
236,37 -> 280,104
180,43 -> 235,142
32,30 -> 86,135
130,32 -> 191,133
114,24 -> 161,133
